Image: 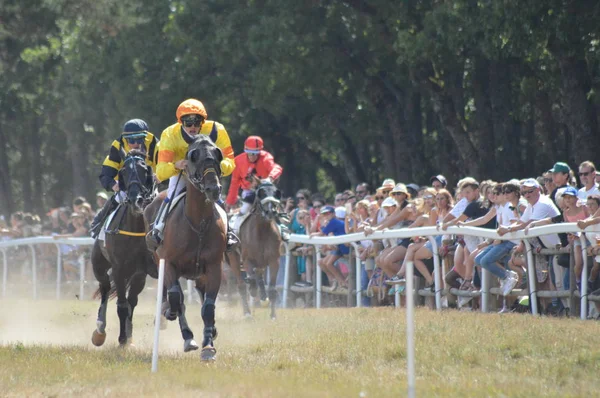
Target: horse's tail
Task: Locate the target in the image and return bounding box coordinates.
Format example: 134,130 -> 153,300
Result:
92,279 -> 129,300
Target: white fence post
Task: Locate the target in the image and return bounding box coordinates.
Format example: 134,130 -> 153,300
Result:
2,249 -> 7,298
523,239 -> 539,315
152,259 -> 166,373
315,245 -> 322,309
282,243 -> 291,308
55,244 -> 62,300
580,235 -> 588,320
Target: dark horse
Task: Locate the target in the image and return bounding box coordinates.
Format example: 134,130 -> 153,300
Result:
144,134 -> 226,361
227,181 -> 283,319
91,149 -> 156,347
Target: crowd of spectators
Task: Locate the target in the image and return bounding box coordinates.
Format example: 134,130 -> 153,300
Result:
282,160 -> 600,317
5,159 -> 600,317
0,192 -> 109,285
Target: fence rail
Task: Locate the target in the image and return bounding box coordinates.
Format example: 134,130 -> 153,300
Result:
2,223 -> 600,320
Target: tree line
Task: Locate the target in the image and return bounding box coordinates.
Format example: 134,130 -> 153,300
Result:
1,0 -> 599,218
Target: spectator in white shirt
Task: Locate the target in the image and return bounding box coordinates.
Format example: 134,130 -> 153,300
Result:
577,161 -> 600,202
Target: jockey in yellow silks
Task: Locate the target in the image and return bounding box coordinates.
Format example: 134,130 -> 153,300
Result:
90,119 -> 159,238
147,98 -> 238,249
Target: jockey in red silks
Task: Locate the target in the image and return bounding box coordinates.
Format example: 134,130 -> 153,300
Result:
225,135 -> 289,240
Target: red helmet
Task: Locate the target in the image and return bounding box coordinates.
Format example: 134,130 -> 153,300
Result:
176,99 -> 207,122
244,136 -> 264,154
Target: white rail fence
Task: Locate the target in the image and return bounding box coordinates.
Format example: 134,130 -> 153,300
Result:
282,223 -> 600,320
2,223 -> 600,320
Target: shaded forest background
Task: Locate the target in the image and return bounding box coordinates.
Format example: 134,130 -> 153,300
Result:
1,0 -> 600,217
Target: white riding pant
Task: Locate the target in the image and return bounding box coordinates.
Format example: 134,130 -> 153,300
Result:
166,174 -> 186,201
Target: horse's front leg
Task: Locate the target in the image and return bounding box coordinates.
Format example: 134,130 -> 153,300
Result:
268,261 -> 280,320
125,270 -> 147,345
177,282 -> 198,352
113,271 -> 131,347
198,270 -> 221,361
91,253 -> 111,346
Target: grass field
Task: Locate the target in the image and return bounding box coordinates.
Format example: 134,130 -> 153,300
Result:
0,297 -> 599,397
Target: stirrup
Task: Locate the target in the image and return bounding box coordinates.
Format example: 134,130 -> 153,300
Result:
226,230 -> 239,252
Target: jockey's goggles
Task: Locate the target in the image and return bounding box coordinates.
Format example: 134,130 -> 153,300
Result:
181,115 -> 204,127
122,132 -> 147,145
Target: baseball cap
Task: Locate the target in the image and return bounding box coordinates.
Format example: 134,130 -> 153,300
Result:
407,183 -> 420,192
521,178 -> 541,188
381,197 -> 399,208
320,205 -> 335,214
335,206 -> 346,218
430,174 -> 448,187
96,192 -> 108,200
561,186 -> 578,197
550,162 -> 570,174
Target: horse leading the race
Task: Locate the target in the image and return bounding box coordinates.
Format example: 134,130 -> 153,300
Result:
144,134 -> 227,361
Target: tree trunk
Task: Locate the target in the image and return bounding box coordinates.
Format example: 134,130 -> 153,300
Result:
0,122 -> 13,218
471,56 -> 497,179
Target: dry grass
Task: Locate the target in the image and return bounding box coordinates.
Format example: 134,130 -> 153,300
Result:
0,299 -> 599,397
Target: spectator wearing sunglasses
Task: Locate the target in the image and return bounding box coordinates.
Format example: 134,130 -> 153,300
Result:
149,98 -> 237,249
577,161 -> 600,202
90,119 -> 158,238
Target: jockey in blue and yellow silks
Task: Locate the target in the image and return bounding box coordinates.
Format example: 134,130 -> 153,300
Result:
147,98 -> 238,250
90,119 -> 159,238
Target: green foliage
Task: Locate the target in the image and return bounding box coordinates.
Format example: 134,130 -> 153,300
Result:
1,0 -> 599,215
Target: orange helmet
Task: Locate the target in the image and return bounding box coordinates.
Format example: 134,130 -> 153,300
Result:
244,136 -> 264,154
176,99 -> 208,122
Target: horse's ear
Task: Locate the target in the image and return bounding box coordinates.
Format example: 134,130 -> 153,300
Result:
215,147 -> 223,163
274,189 -> 282,200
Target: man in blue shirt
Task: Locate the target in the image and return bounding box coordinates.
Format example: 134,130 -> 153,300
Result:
311,205 -> 350,290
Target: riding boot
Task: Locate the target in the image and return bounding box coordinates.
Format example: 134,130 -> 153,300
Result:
226,225 -> 239,252
90,195 -> 118,238
146,199 -> 168,251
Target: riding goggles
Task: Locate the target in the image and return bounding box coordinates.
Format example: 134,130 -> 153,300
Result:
122,132 -> 147,145
181,115 -> 204,128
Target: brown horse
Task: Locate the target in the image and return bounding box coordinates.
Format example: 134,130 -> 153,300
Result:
227,181 -> 283,319
91,150 -> 157,347
144,134 -> 226,361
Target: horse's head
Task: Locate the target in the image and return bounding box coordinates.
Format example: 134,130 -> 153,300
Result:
255,181 -> 282,220
185,135 -> 223,202
118,149 -> 155,213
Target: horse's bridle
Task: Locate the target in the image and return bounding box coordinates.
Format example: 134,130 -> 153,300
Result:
187,152 -> 222,194
256,183 -> 281,218
120,155 -> 155,205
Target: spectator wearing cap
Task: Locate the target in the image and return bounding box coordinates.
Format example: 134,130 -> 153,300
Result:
430,175 -> 448,191
549,162 -> 572,206
311,205 -> 350,290
95,192 -> 108,213
499,178 -> 563,300
526,186 -> 588,292
335,206 -> 346,220
406,183 -> 420,199
355,183 -> 370,201
577,161 -> 600,202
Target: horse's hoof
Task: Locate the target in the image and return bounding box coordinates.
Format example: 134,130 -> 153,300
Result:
201,346 -> 217,361
184,339 -> 199,352
163,309 -> 177,321
243,312 -> 253,320
91,330 -> 106,347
